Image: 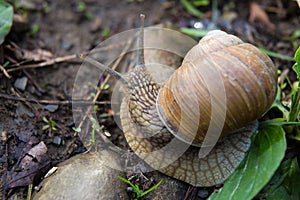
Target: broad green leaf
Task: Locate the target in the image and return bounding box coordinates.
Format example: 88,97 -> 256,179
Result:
283,158 -> 300,199
0,1 -> 13,45
208,125 -> 286,200
262,187 -> 291,200
259,158 -> 300,200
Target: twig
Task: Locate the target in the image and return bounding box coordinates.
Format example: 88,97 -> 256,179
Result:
6,54 -> 78,72
22,70 -> 46,93
0,64 -> 12,78
0,93 -> 110,105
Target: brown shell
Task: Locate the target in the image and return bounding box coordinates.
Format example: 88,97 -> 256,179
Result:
157,30 -> 277,146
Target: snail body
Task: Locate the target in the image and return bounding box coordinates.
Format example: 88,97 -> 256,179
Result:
120,30 -> 277,186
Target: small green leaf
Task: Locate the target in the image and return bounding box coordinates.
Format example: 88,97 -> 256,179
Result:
180,28 -> 209,38
42,125 -> 49,130
208,125 -> 286,200
118,176 -> 141,194
42,116 -> 49,123
101,28 -> 110,38
77,1 -> 86,12
180,0 -> 205,18
103,84 -> 110,90
140,179 -> 163,197
289,47 -> 300,122
292,29 -> 300,39
192,0 -> 210,7
72,127 -> 81,132
51,120 -> 57,130
0,1 -> 13,45
30,24 -> 39,35
294,47 -> 300,65
99,113 -> 112,118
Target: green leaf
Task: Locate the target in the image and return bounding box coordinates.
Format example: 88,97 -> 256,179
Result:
208,125 -> 286,200
51,120 -> 57,130
72,127 -> 81,132
101,28 -> 110,38
140,179 -> 163,197
42,125 -> 49,130
180,0 -> 204,18
180,28 -> 209,38
289,47 -> 300,122
294,47 -> 300,65
0,1 -> 13,45
103,84 -> 110,90
259,158 -> 300,200
30,24 -> 39,35
292,29 -> 300,38
192,0 -> 210,7
42,116 -> 49,123
99,113 -> 112,118
118,176 -> 141,195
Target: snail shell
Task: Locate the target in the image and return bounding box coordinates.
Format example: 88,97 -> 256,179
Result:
157,30 -> 277,146
120,30 -> 277,186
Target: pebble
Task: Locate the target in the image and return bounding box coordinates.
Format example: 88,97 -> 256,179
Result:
61,39 -> 74,51
198,188 -> 209,198
53,136 -> 61,145
14,77 -> 28,91
44,105 -> 59,112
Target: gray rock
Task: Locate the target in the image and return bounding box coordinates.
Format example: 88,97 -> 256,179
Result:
52,136 -> 61,145
44,104 -> 59,112
14,77 -> 28,91
33,150 -> 129,200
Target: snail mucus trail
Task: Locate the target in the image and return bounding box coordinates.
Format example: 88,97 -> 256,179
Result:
82,14 -> 277,187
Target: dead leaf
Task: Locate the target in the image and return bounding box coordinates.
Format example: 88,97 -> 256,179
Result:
249,2 -> 275,31
6,142 -> 51,189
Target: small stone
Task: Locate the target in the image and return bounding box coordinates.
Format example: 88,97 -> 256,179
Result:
14,77 -> 28,91
61,39 -> 74,51
44,105 -> 59,112
198,188 -> 209,198
53,136 -> 61,145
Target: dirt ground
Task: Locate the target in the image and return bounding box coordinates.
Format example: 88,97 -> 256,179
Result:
1,0 -> 300,199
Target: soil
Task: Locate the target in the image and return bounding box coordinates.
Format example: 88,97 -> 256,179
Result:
1,0 -> 300,199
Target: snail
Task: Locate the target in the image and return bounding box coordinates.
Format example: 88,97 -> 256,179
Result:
82,15 -> 277,187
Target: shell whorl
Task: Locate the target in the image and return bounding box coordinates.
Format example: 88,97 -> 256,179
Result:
157,30 -> 277,146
